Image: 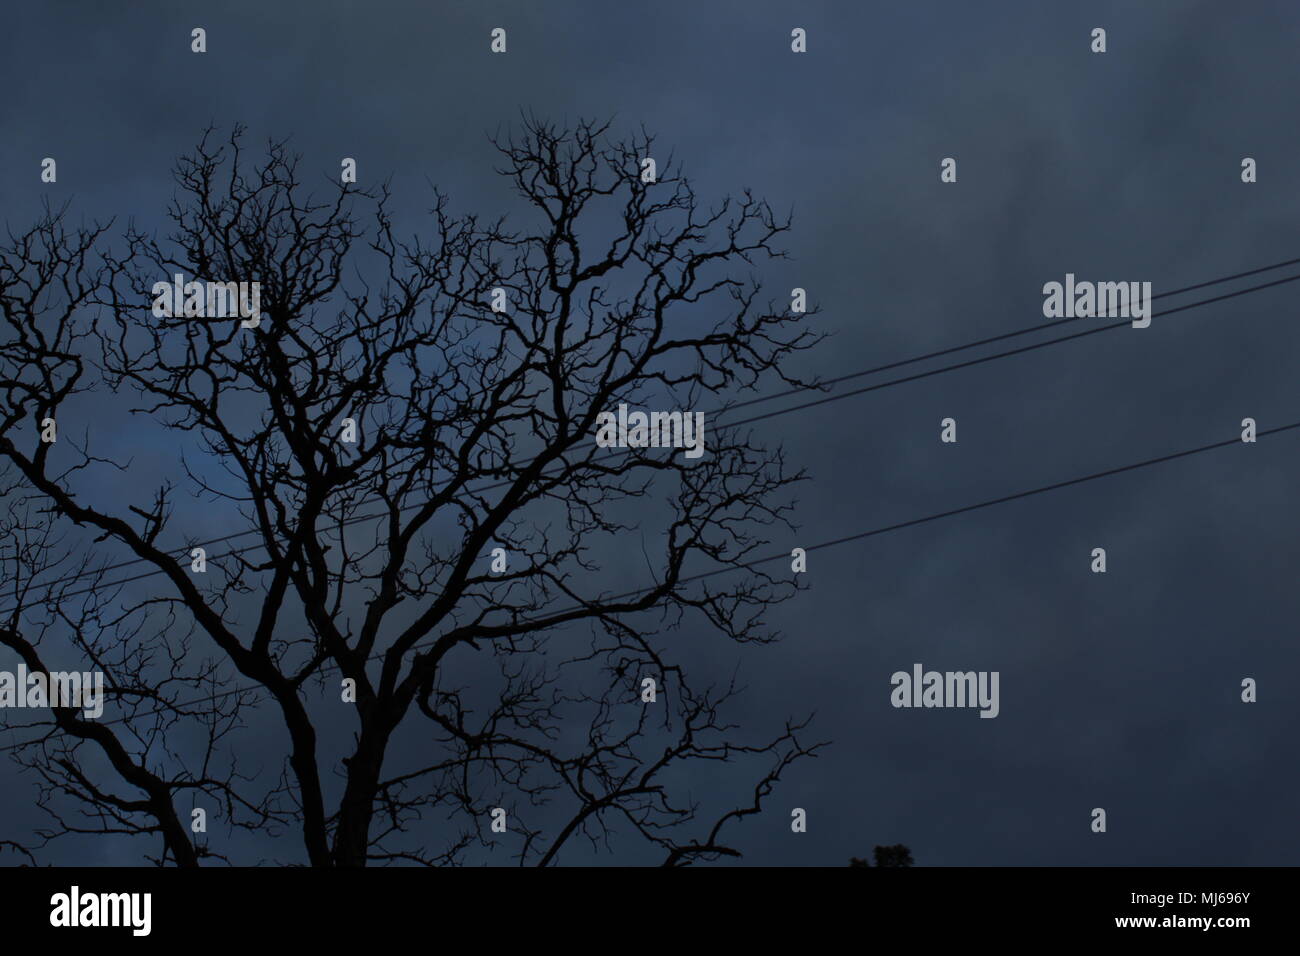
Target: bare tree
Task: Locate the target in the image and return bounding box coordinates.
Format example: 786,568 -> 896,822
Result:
0,115 -> 825,866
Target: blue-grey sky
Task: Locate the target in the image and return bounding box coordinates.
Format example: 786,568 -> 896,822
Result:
1,0 -> 1298,866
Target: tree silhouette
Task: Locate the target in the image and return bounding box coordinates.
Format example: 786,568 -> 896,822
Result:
849,845 -> 914,867
0,116 -> 826,866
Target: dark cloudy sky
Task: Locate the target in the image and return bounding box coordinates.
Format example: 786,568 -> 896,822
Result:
2,0 -> 1298,866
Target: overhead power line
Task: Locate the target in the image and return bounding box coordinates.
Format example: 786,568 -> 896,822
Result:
725,253 -> 1300,413
726,269 -> 1300,429
5,256 -> 1299,610
4,416 -> 1294,753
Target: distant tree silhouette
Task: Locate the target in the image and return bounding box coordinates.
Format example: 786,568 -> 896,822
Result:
849,844 -> 914,867
0,115 -> 826,866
